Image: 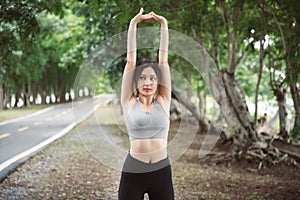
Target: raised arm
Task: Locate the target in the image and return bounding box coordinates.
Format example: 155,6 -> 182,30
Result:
121,8 -> 150,109
150,12 -> 171,105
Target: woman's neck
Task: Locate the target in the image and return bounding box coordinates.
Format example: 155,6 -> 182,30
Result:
138,95 -> 154,105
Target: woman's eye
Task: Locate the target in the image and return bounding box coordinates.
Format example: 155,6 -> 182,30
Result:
139,76 -> 146,80
150,77 -> 157,81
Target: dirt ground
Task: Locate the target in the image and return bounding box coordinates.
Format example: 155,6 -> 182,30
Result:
0,106 -> 300,200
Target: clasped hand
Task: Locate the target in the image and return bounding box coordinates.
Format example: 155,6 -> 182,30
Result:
130,8 -> 167,25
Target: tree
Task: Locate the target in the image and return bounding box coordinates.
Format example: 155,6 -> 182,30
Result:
259,0 -> 300,140
270,0 -> 300,128
38,11 -> 86,102
76,0 -> 299,152
1,0 -> 299,160
174,0 -> 262,154
0,0 -> 63,109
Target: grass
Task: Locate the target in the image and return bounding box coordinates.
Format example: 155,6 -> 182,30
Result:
0,104 -> 52,123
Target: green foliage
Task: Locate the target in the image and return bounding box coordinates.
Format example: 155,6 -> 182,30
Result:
0,0 -> 64,107
290,122 -> 300,142
95,73 -> 114,95
0,0 -> 299,129
0,0 -> 64,60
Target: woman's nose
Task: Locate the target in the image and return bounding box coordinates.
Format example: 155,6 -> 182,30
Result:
144,78 -> 151,85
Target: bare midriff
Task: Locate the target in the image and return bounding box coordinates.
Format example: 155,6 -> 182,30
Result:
130,138 -> 168,163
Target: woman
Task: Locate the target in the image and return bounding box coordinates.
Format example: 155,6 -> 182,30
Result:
118,8 -> 174,200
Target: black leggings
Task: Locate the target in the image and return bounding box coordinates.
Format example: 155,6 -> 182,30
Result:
118,153 -> 174,200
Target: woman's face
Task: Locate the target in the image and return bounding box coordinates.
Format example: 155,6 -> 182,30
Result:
137,67 -> 158,97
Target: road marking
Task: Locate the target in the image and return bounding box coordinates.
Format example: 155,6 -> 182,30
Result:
0,133 -> 10,139
0,94 -> 112,178
18,126 -> 29,132
0,122 -> 76,174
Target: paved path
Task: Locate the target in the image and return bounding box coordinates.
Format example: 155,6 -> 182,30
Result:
0,94 -> 114,181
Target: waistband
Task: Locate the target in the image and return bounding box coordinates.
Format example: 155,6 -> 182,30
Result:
122,153 -> 170,173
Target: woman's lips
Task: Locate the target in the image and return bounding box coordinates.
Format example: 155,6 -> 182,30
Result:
143,88 -> 151,92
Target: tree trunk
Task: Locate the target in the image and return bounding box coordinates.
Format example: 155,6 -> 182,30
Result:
41,90 -> 46,104
286,58 -> 300,127
23,82 -> 31,107
273,85 -> 289,141
57,77 -> 66,103
273,10 -> 300,127
3,85 -> 10,109
14,90 -> 19,108
217,71 -> 259,154
59,86 -> 67,103
254,34 -> 265,124
199,44 -> 259,155
32,84 -> 38,105
40,82 -> 47,104
172,89 -> 209,132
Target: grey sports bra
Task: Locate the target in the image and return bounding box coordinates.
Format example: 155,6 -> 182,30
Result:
125,99 -> 170,140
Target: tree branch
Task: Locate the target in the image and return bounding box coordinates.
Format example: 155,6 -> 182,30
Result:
221,2 -> 231,71
228,6 -> 240,73
235,49 -> 247,68
211,3 -> 221,70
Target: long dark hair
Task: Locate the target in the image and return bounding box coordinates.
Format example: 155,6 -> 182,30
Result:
133,60 -> 161,96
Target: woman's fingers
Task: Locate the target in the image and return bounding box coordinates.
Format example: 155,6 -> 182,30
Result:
132,9 -> 166,24
149,11 -> 159,18
149,11 -> 165,23
139,8 -> 144,15
131,8 -> 145,23
141,14 -> 155,21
